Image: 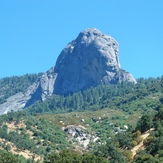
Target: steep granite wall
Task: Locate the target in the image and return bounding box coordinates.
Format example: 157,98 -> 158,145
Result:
53,28 -> 136,94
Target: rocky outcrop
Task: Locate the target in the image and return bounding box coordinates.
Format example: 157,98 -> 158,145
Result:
0,28 -> 136,114
63,125 -> 99,148
25,67 -> 57,107
0,68 -> 57,114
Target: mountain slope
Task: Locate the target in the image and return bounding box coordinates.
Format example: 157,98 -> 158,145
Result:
0,73 -> 42,104
0,28 -> 136,114
0,76 -> 162,162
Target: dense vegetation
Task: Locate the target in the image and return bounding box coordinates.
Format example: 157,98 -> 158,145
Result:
27,76 -> 163,115
44,150 -> 109,163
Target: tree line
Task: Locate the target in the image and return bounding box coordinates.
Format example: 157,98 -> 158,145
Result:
27,76 -> 163,115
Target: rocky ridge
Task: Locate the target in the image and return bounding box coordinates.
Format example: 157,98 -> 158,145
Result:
0,28 -> 136,114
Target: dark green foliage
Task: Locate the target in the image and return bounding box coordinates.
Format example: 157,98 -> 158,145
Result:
44,150 -> 109,163
159,96 -> 163,104
93,141 -> 127,163
146,136 -> 163,155
155,107 -> 163,120
136,114 -> 154,133
115,131 -> 132,149
132,154 -> 159,163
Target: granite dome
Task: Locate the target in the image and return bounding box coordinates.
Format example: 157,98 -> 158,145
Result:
0,28 -> 136,114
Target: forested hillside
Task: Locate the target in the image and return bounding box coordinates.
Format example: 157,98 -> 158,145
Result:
0,75 -> 163,162
27,76 -> 163,115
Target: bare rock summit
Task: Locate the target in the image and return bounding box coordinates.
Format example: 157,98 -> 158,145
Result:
0,28 -> 136,114
53,28 -> 136,94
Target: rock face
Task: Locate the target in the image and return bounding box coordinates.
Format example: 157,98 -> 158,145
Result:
53,28 -> 136,94
0,28 -> 136,114
0,68 -> 57,114
25,67 -> 57,107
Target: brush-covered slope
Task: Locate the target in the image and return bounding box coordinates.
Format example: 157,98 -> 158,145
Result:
0,76 -> 162,162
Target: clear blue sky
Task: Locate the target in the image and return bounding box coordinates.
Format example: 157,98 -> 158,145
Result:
0,1 -> 163,79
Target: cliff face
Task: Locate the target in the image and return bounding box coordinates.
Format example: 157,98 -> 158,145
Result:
0,28 -> 136,114
53,28 -> 136,94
